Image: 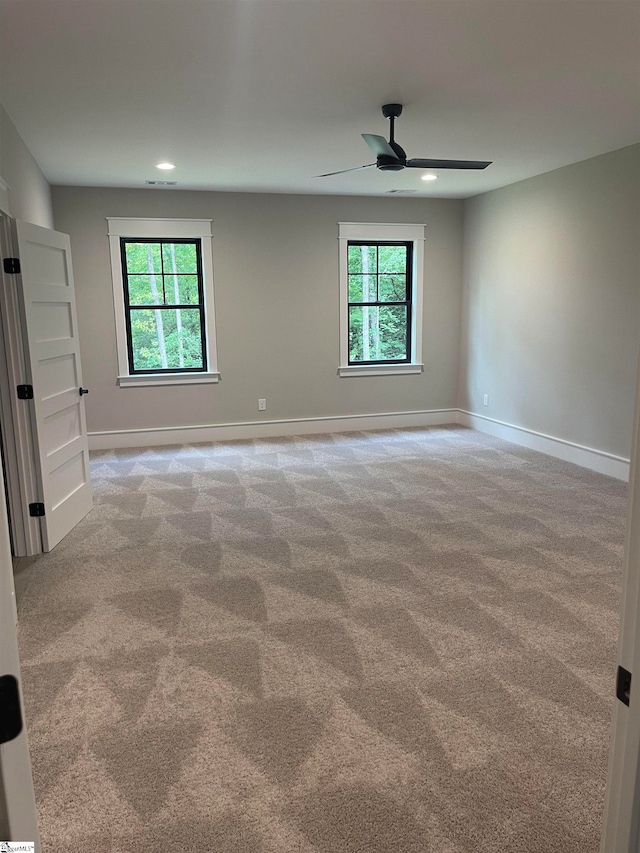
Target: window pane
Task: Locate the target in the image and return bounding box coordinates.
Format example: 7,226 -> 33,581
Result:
378,305 -> 408,359
130,309 -> 164,370
163,274 -> 199,305
379,274 -> 407,302
378,245 -> 407,274
349,306 -> 365,362
130,308 -> 204,371
125,242 -> 161,274
162,242 -> 198,274
162,309 -> 205,368
348,274 -> 377,303
127,275 -> 164,306
348,244 -> 376,274
349,305 -> 408,363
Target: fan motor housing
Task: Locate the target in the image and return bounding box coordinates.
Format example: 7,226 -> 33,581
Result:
377,155 -> 405,171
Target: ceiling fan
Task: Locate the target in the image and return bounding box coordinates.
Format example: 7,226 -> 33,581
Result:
317,103 -> 491,177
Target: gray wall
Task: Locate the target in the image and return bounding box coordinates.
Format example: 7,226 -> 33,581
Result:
52,187 -> 463,433
459,144 -> 640,459
0,104 -> 53,228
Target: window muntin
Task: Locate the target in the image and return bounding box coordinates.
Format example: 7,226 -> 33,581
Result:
347,241 -> 412,364
120,238 -> 207,374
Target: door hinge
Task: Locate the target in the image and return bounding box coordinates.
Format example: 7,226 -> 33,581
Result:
29,502 -> 45,517
617,665 -> 632,707
16,384 -> 34,400
3,257 -> 21,274
0,675 -> 23,744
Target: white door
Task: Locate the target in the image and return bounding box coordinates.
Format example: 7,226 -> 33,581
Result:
0,450 -> 40,850
601,343 -> 640,852
12,220 -> 93,551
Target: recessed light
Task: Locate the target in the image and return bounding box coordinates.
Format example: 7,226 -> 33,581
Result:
421,174 -> 437,182
156,162 -> 175,170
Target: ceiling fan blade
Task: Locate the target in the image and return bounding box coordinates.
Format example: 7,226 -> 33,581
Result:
314,163 -> 376,178
406,158 -> 492,170
362,134 -> 397,158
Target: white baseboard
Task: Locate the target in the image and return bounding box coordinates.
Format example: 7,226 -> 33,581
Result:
88,409 -> 459,450
88,407 -> 630,481
458,410 -> 630,481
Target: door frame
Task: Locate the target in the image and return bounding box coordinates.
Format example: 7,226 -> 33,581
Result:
0,445 -> 40,849
601,344 -> 640,851
0,212 -> 41,557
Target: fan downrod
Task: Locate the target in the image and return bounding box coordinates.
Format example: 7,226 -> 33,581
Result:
380,104 -> 406,159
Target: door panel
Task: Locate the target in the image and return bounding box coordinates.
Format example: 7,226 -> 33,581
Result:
32,301 -> 74,342
39,353 -> 77,398
44,404 -> 81,456
23,241 -> 68,285
13,220 -> 92,551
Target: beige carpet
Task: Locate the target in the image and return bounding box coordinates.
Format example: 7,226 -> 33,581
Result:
16,425 -> 625,853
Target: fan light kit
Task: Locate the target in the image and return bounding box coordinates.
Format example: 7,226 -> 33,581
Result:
317,104 -> 491,178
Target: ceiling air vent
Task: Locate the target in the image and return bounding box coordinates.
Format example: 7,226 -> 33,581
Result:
146,180 -> 177,186
386,189 -> 416,195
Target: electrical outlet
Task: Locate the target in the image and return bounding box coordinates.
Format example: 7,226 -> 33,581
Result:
258,398 -> 267,411
483,394 -> 489,407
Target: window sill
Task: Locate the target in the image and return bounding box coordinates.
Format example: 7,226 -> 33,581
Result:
338,363 -> 424,378
117,372 -> 220,388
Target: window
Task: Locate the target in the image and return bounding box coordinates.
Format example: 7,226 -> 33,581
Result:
108,219 -> 219,386
347,241 -> 412,364
338,223 -> 425,376
121,239 -> 206,373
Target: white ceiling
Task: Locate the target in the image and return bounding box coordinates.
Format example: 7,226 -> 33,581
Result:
1,0 -> 638,198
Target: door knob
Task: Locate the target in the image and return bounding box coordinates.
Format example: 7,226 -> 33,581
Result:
79,387 -> 89,396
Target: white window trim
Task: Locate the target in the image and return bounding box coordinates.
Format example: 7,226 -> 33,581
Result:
338,222 -> 425,377
107,218 -> 220,387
